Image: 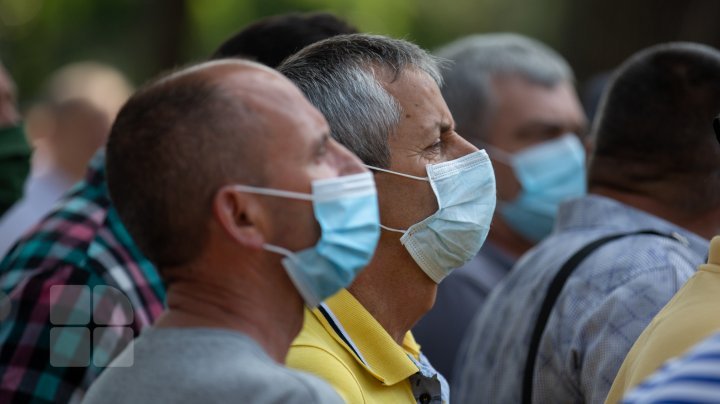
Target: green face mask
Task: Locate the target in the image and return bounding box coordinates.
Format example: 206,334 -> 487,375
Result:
0,123 -> 31,215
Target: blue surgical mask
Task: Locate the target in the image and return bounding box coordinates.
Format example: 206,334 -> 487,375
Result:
366,151 -> 496,283
234,172 -> 380,307
486,134 -> 586,243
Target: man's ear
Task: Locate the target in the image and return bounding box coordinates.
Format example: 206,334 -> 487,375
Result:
213,186 -> 265,249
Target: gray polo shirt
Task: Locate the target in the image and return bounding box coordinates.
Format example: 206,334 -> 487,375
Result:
82,327 -> 343,404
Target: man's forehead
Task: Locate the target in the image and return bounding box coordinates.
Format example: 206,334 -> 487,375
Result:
491,76 -> 580,113
380,70 -> 425,113
487,76 -> 586,139
377,66 -> 432,89
490,74 -> 575,100
384,69 -> 452,116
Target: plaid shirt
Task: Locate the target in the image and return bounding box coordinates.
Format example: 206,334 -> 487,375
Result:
0,152 -> 166,403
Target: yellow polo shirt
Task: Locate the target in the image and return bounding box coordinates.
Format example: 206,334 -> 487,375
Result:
287,289 -> 447,403
606,236 -> 720,403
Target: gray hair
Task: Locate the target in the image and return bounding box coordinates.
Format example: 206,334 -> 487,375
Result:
435,33 -> 573,142
278,34 -> 444,168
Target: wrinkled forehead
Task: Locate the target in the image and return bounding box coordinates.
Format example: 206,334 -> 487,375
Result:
382,68 -> 451,118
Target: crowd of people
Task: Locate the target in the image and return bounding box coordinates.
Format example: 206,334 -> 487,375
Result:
0,11 -> 719,404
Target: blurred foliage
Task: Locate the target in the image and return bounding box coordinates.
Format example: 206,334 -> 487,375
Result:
1,0 -> 720,108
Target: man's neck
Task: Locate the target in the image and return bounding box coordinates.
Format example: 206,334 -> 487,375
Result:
155,269 -> 304,363
347,234 -> 437,345
591,186 -> 720,240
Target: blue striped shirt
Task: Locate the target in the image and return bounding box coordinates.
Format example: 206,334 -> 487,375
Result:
623,331 -> 720,403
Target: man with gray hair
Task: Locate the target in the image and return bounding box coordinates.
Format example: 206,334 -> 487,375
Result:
279,34 -> 497,403
455,42 -> 720,404
413,33 -> 587,382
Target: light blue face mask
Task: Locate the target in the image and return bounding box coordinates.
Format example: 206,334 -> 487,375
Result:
366,151 -> 496,283
234,172 -> 380,308
486,134 -> 587,243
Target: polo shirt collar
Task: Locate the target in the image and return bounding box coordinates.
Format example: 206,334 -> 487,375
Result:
312,288 -> 420,386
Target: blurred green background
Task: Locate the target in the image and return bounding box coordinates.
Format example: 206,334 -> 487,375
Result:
2,0 -> 720,105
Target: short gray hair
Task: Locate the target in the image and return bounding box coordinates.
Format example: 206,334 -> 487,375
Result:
435,33 -> 573,142
279,34 -> 444,168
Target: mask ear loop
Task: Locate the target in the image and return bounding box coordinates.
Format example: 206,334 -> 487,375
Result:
379,224 -> 406,233
363,165 -> 430,234
363,165 -> 429,181
263,244 -> 295,257
232,185 -> 315,259
232,184 -> 314,201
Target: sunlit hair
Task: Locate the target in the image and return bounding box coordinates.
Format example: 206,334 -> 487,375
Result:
279,33 -> 444,168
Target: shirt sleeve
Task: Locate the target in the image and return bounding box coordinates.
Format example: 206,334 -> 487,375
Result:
0,265 -> 107,403
287,344 -> 365,404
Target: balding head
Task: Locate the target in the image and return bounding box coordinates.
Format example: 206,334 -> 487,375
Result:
106,60 -> 317,269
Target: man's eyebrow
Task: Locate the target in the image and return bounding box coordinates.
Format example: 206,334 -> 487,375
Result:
437,121 -> 454,133
520,120 -> 563,131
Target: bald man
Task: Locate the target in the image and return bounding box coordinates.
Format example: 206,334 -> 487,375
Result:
0,20 -> 370,403
83,60 -> 379,403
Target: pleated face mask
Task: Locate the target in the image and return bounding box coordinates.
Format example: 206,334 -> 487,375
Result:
234,172 -> 380,307
366,150 -> 496,283
485,134 -> 586,243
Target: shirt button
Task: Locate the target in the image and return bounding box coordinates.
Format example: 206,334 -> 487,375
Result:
419,392 -> 431,404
